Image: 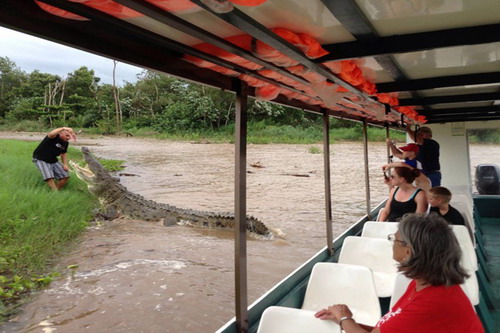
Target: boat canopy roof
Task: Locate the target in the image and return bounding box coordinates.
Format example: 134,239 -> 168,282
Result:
2,0 -> 500,126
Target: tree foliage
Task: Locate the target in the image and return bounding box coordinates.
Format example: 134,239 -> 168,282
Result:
0,57 -> 28,118
0,58 -> 362,134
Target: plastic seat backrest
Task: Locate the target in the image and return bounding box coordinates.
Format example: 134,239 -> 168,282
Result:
452,201 -> 475,236
451,194 -> 473,211
462,271 -> 480,306
301,263 -> 381,326
452,225 -> 478,271
338,236 -> 398,297
389,272 -> 478,308
460,244 -> 480,305
257,306 -> 341,333
389,273 -> 412,309
446,185 -> 472,199
361,222 -> 399,239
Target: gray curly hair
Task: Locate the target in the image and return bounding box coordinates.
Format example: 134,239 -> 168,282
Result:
397,213 -> 469,286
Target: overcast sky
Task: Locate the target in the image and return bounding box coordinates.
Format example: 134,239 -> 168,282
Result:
0,26 -> 144,85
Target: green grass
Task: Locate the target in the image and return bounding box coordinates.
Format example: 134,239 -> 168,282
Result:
98,158 -> 125,172
122,122 -> 407,144
0,139 -> 100,320
2,120 -> 500,145
308,146 -> 322,154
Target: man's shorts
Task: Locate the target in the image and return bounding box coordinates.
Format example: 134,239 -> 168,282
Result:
423,170 -> 441,187
33,159 -> 69,180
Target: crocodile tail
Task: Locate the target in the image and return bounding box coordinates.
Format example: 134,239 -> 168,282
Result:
246,216 -> 273,238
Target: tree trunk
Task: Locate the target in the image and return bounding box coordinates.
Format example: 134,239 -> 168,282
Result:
59,79 -> 66,106
112,60 -> 122,131
225,101 -> 233,126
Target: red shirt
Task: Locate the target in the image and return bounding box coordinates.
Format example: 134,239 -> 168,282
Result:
377,280 -> 484,332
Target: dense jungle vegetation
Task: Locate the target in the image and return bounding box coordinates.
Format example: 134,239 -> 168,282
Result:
0,56 -> 410,142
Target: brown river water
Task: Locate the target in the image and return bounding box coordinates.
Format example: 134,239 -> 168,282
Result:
0,132 -> 498,333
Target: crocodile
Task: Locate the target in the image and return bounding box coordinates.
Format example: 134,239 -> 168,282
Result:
70,147 -> 273,239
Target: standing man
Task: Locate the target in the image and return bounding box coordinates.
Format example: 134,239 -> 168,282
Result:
33,127 -> 76,190
407,126 -> 441,187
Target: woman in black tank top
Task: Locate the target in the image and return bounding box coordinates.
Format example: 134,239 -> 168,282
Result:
379,167 -> 428,222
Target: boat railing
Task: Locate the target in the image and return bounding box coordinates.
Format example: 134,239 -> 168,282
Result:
216,200 -> 387,333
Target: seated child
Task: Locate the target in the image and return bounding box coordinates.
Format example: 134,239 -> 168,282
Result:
427,186 -> 466,225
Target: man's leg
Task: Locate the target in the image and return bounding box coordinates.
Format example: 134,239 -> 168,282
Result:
46,178 -> 58,190
34,159 -> 57,190
56,177 -> 69,190
53,162 -> 70,190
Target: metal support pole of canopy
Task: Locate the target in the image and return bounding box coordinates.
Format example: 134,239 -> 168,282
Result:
385,124 -> 391,164
234,79 -> 248,333
323,112 -> 333,256
362,120 -> 372,220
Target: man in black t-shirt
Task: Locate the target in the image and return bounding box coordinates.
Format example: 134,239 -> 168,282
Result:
427,187 -> 465,225
32,127 -> 75,190
407,126 -> 441,187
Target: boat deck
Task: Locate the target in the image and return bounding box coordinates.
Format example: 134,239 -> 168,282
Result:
220,198 -> 500,333
475,195 -> 500,332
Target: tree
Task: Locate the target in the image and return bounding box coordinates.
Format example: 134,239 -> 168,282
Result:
130,70 -> 177,118
65,66 -> 100,98
0,57 -> 27,117
62,67 -> 101,121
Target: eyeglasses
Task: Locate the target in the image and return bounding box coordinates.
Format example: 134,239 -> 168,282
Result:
387,233 -> 407,246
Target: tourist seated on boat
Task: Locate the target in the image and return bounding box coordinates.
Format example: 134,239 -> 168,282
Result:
382,163 -> 431,193
427,186 -> 465,226
314,213 -> 484,333
378,167 -> 427,222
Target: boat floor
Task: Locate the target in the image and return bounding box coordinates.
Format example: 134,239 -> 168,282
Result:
480,217 -> 500,330
474,195 -> 500,332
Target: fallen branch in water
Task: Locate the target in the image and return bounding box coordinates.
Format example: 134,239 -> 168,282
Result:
279,173 -> 310,178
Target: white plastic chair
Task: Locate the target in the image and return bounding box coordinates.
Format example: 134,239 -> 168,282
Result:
338,236 -> 398,297
257,306 -> 341,333
301,263 -> 381,326
452,201 -> 475,236
446,185 -> 473,198
361,222 -> 399,239
389,273 -> 412,309
462,273 -> 480,306
452,225 -> 478,271
389,272 -> 478,308
451,194 -> 473,212
460,242 -> 480,306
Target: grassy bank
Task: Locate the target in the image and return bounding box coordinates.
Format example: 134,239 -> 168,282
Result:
1,120 -> 407,144
91,121 -> 407,144
0,139 -> 99,320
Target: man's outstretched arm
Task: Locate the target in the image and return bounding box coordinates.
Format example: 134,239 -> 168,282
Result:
48,127 -> 74,139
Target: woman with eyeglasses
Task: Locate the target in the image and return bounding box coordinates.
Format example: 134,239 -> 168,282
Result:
315,213 -> 484,332
378,167 -> 427,222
